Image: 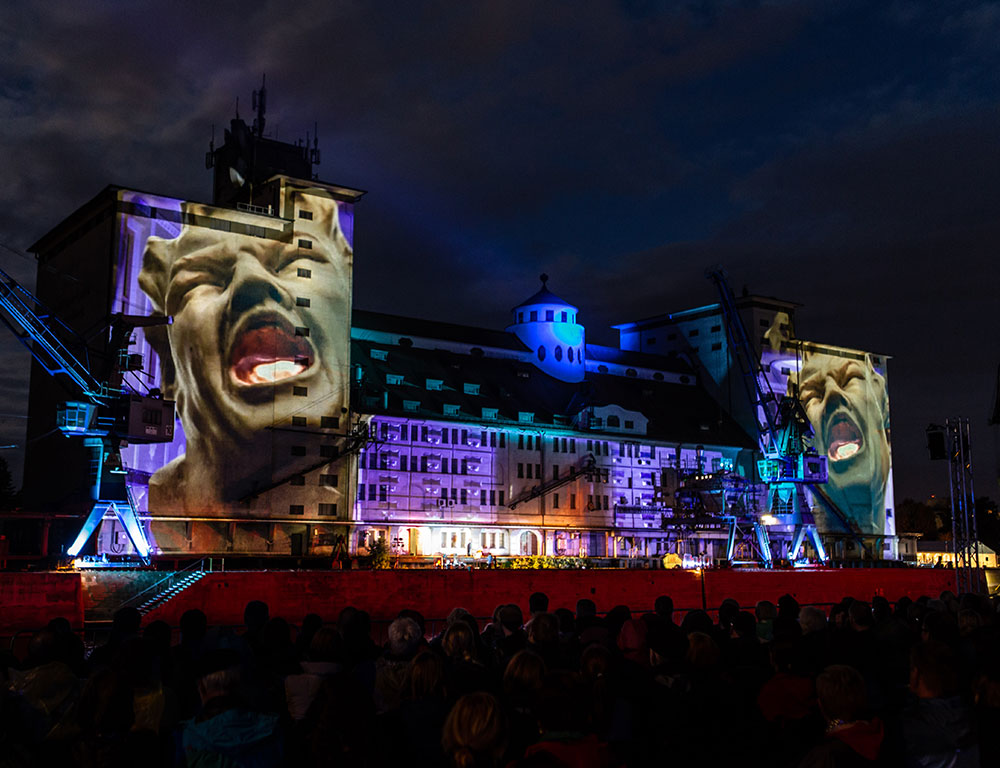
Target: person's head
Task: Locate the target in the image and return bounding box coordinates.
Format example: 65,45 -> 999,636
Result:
499,603 -> 524,634
244,600 -> 269,632
528,592 -> 549,615
180,608 -> 208,644
777,594 -> 800,620
576,598 -> 597,619
443,620 -> 477,662
732,611 -> 757,640
138,191 -> 352,474
503,650 -> 547,703
397,608 -> 426,636
442,692 -> 507,768
654,595 -> 674,620
409,649 -> 445,700
816,665 -> 867,723
718,598 -> 740,631
527,613 -> 559,648
795,351 -> 891,534
800,606 -> 828,635
755,600 -> 777,622
387,617 -> 423,658
618,619 -> 649,665
686,632 -> 720,669
308,626 -> 341,663
195,648 -> 242,704
680,609 -> 713,636
871,596 -> 891,623
910,641 -> 959,698
848,601 -> 873,631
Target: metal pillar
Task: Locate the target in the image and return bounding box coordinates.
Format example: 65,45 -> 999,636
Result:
946,418 -> 980,593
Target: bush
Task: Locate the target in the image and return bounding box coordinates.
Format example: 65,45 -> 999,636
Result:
499,555 -> 588,569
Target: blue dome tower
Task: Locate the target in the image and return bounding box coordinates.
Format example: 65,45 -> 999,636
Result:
507,274 -> 586,383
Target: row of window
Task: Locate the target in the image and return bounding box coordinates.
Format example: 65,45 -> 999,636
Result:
536,345 -> 583,365
439,530 -> 509,550
288,473 -> 339,487
377,423 -> 508,448
517,309 -> 577,324
288,502 -> 337,516
290,445 -> 340,458
358,484 -> 507,507
290,416 -> 340,429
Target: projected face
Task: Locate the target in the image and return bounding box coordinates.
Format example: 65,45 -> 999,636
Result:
796,352 -> 890,532
137,191 -> 351,502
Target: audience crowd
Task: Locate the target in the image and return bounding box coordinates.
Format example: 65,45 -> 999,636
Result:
2,588 -> 999,767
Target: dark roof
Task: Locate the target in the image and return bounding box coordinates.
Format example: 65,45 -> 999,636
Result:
353,308 -> 528,352
513,285 -> 576,311
350,338 -> 755,449
586,344 -> 696,374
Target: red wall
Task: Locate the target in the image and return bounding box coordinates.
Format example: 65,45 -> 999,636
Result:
143,568 -> 959,627
0,573 -> 84,632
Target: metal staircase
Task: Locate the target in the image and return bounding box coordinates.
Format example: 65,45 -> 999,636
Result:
118,559 -> 210,616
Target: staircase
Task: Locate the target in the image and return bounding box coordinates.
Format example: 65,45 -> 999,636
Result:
134,570 -> 207,615
117,559 -> 210,617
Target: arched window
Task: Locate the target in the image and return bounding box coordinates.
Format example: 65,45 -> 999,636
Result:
607,415 -> 621,427
554,346 -> 563,361
537,346 -> 546,361
520,530 -> 540,555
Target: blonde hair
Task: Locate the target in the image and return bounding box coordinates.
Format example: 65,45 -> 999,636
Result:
442,692 -> 507,768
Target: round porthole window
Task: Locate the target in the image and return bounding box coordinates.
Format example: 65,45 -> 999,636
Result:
537,346 -> 546,361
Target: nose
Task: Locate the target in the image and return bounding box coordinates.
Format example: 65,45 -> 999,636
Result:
821,376 -> 848,411
228,253 -> 290,316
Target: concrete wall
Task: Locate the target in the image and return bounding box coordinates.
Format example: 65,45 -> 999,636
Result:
143,567 -> 961,627
0,573 -> 84,631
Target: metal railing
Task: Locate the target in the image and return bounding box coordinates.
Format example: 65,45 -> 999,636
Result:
117,557 -> 211,613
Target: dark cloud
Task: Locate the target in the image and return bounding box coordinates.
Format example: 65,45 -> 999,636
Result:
0,0 -> 997,498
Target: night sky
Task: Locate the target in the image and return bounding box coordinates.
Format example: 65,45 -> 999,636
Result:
1,1 -> 997,503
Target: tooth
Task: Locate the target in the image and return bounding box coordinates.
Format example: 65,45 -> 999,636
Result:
836,442 -> 859,460
248,360 -> 306,384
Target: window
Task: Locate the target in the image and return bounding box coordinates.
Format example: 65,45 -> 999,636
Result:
387,373 -> 404,386
292,416 -> 307,427
358,483 -> 365,500
379,485 -> 388,502
290,474 -> 305,486
518,312 -> 524,323
403,400 -> 420,412
296,297 -> 311,308
483,407 -> 498,421
625,368 -> 637,377
295,326 -> 309,337
570,493 -> 577,509
569,439 -> 576,452
293,386 -> 308,397
297,267 -> 312,278
499,490 -> 505,505
553,466 -> 559,480
318,416 -> 338,430
298,238 -> 313,249
480,490 -> 487,505
711,342 -> 722,351
463,383 -> 480,395
530,310 -> 537,321
490,490 -> 496,506
624,420 -> 634,429
667,333 -> 677,340
555,346 -> 562,361
291,445 -> 306,456
444,404 -> 460,416
519,412 -> 534,424
710,324 -> 721,333
560,311 -> 567,322
518,463 -> 524,478
320,474 -> 338,487
537,346 -> 546,361
647,338 -> 655,345
298,210 -> 313,220
553,437 -> 560,452
525,464 -> 532,479
426,379 -> 443,391
607,415 -> 621,428
289,504 -> 304,515
320,445 -> 338,459
460,489 -> 468,505
568,347 -> 574,362
553,493 -> 559,508
370,348 -> 387,360
603,495 -> 610,509
535,463 -> 541,478
546,310 -> 554,321
318,503 -> 337,516
760,318 -> 770,327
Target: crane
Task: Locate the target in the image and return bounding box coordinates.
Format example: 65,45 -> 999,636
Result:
706,267 -> 866,564
0,266 -> 175,563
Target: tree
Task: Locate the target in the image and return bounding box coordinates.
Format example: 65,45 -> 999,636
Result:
896,497 -> 946,540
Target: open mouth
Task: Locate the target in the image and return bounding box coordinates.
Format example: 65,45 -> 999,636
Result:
229,319 -> 313,386
827,414 -> 863,462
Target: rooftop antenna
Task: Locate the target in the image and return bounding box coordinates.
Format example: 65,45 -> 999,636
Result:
310,122 -> 321,166
252,73 -> 267,138
205,123 -> 215,169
